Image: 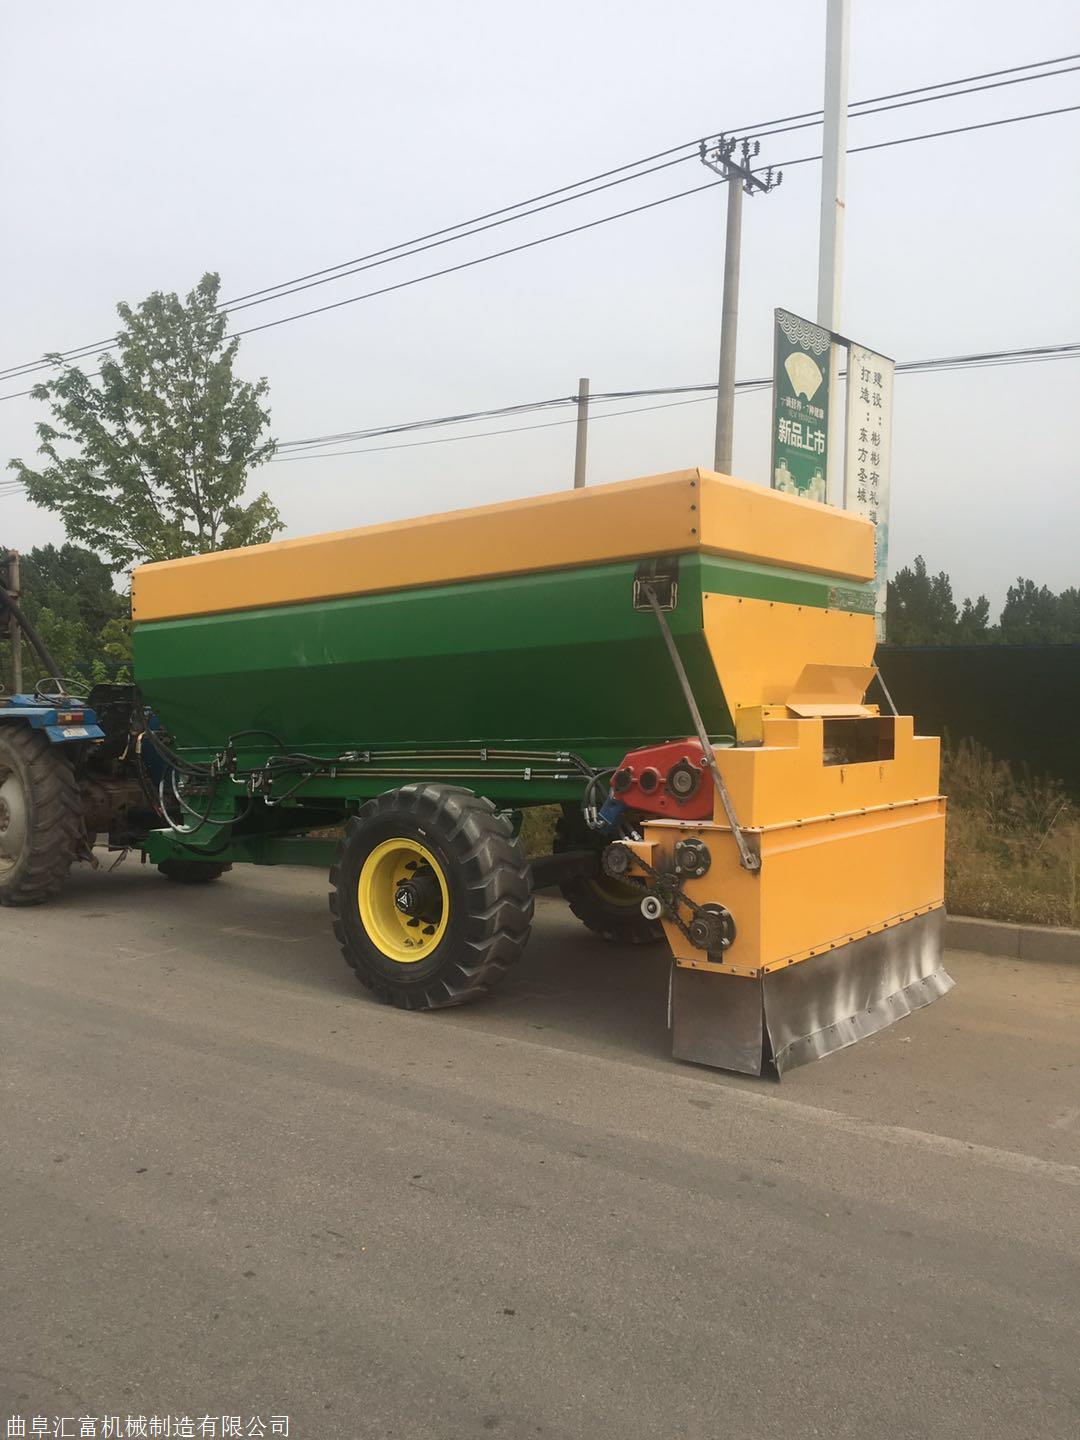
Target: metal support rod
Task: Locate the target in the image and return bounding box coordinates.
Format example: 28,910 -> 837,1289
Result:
713,177 -> 743,474
872,665 -> 899,717
573,377 -> 589,488
644,585 -> 760,873
817,0 -> 851,503
9,553 -> 21,694
2,552 -> 23,693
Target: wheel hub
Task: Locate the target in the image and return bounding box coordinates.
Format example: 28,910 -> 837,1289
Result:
0,773 -> 28,865
394,872 -> 442,920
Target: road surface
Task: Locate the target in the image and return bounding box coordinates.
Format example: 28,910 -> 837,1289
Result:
3,861 -> 1079,1439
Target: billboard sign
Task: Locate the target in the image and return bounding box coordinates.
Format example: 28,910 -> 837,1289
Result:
843,344 -> 895,639
771,308 -> 831,504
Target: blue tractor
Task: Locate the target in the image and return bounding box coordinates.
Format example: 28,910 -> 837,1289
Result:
0,551 -> 198,904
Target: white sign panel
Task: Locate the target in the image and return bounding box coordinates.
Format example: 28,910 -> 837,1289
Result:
843,345 -> 895,639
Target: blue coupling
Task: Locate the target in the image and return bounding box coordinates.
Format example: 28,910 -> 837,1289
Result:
597,793 -> 627,834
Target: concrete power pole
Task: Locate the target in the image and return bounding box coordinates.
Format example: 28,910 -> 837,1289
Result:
2,551 -> 22,694
572,377 -> 590,488
714,173 -> 742,478
817,0 -> 851,503
700,138 -> 782,475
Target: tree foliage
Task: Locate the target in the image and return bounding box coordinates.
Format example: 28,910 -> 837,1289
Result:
886,556 -> 963,645
9,272 -> 281,571
1,543 -> 129,689
999,579 -> 1080,644
887,558 -> 1080,645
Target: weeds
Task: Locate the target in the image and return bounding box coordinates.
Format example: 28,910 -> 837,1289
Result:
941,738 -> 1078,927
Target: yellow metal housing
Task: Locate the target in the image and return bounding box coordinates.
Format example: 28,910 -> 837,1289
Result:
131,468 -> 874,623
618,569 -> 950,1074
628,710 -> 945,980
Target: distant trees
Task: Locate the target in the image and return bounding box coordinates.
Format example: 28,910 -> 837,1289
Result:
21,543 -> 123,639
887,557 -> 1080,645
1,543 -> 130,688
999,579 -> 1080,644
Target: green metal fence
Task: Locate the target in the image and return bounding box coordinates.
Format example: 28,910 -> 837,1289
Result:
877,644 -> 1080,794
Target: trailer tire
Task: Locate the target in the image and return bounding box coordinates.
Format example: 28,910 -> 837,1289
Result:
330,784 -> 533,1010
0,726 -> 83,907
554,807 -> 664,946
157,859 -> 232,884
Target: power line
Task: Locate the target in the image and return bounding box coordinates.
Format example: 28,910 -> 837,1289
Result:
217,63 -> 1080,325
779,100 -> 1080,168
227,54 -> 1079,317
744,60 -> 1080,141
1,52 -> 1076,384
1,98 -> 1076,409
190,105 -> 1080,345
2,342 -> 1071,498
267,342 -> 1079,461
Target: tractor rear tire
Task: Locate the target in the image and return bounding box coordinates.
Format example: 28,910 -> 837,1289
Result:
330,784 -> 533,1010
0,726 -> 83,907
554,806 -> 664,946
157,859 -> 232,884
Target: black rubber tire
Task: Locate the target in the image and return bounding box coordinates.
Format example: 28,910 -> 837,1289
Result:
157,859 -> 232,884
0,725 -> 83,907
330,784 -> 533,1010
553,806 -> 663,946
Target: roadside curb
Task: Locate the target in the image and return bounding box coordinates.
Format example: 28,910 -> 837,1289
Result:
947,915 -> 1080,964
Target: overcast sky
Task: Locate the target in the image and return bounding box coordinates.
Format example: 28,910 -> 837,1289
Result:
1,0 -> 1078,612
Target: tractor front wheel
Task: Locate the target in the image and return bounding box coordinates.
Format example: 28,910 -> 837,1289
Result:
330,784 -> 533,1010
0,726 -> 83,906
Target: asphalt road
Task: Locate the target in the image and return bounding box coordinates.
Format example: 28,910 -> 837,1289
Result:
3,860 -> 1079,1440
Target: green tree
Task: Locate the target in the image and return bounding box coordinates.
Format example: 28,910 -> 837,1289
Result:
19,542 -> 126,635
955,594 -> 992,644
9,272 -> 281,571
999,578 -> 1071,643
1,542 -> 131,689
24,606 -> 96,678
886,556 -> 960,644
1056,587 -> 1080,639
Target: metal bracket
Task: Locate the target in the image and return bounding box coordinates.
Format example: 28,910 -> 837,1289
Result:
633,557 -> 679,611
643,583 -> 760,874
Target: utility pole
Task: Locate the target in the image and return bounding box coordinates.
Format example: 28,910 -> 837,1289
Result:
700,137 -> 782,474
2,551 -> 22,694
817,0 -> 851,503
572,376 -> 589,488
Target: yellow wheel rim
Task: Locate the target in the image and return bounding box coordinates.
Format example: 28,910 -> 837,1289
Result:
358,838 -> 450,963
588,874 -> 642,908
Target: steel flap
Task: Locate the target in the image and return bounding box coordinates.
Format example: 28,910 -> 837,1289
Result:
786,662 -> 875,716
787,702 -> 876,717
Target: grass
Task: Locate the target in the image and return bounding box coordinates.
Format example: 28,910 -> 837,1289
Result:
519,806 -> 559,858
941,739 -> 1079,928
